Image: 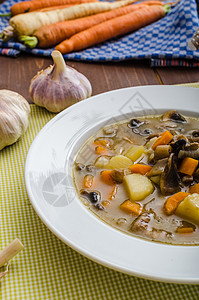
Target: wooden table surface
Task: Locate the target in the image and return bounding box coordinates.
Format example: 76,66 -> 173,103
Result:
0,0 -> 199,102
0,53 -> 198,103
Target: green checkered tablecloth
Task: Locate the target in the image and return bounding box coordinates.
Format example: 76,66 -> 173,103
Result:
1,84 -> 199,300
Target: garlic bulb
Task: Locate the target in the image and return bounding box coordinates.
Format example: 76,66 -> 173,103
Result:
29,50 -> 92,113
0,89 -> 30,150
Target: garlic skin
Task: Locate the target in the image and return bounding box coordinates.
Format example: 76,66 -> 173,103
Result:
29,50 -> 92,113
0,90 -> 30,150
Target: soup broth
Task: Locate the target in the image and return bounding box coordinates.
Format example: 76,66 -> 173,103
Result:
73,111 -> 199,245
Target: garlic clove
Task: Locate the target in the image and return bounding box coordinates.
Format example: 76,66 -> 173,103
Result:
0,89 -> 30,150
29,50 -> 92,113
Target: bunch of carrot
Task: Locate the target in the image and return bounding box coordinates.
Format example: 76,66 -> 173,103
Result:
1,0 -> 171,54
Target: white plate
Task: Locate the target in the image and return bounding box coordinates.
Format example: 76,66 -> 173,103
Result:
25,85 -> 199,284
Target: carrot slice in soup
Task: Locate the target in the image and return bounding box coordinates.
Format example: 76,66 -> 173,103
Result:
120,200 -> 142,215
100,170 -> 115,185
129,164 -> 152,175
179,157 -> 198,176
164,192 -> 190,215
189,183 -> 199,194
152,130 -> 173,150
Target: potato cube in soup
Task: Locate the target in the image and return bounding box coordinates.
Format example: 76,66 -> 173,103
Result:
125,145 -> 145,162
124,173 -> 154,201
176,193 -> 199,225
107,155 -> 132,169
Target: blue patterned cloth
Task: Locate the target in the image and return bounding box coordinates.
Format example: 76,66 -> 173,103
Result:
0,0 -> 198,63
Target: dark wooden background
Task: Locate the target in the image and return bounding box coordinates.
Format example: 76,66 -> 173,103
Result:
1,54 -> 198,103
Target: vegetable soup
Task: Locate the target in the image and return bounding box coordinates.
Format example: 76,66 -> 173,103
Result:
73,111 -> 199,245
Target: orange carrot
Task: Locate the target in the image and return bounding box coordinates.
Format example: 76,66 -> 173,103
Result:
31,2 -> 153,48
101,185 -> 118,206
100,170 -> 115,185
11,0 -> 138,39
94,139 -> 110,147
164,192 -> 190,215
120,200 -> 142,215
11,0 -> 99,16
37,1 -> 164,13
101,200 -> 111,207
55,5 -> 167,54
129,164 -> 152,175
179,157 -> 198,176
109,185 -> 118,200
84,174 -> 94,188
95,146 -> 108,155
189,183 -> 199,194
142,0 -> 164,4
152,130 -> 173,150
176,227 -> 195,234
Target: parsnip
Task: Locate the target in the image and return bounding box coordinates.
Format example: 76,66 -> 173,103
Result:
9,0 -> 136,37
